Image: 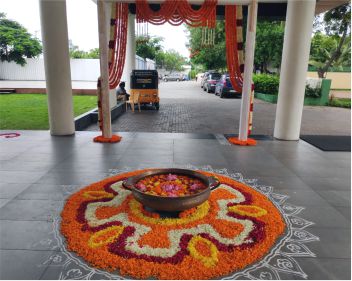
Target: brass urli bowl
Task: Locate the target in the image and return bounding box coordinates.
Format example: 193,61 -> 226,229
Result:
122,168 -> 220,212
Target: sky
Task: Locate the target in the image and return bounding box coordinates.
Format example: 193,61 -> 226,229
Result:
1,0 -> 190,58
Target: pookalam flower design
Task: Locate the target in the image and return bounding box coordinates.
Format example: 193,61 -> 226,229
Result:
60,169 -> 286,280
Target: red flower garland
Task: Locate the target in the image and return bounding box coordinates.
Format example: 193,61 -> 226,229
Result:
225,5 -> 243,93
228,137 -> 257,146
108,3 -> 129,89
95,3 -> 128,136
93,135 -> 122,143
136,0 -> 217,28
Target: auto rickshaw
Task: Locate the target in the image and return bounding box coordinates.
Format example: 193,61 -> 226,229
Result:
130,70 -> 159,110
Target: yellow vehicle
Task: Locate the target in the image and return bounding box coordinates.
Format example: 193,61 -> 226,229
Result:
130,70 -> 160,110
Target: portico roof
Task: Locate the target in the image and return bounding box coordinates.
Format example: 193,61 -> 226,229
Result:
107,0 -> 349,18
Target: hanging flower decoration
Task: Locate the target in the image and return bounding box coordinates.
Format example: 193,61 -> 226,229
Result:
60,169 -> 286,279
95,2 -> 128,139
108,3 -> 129,90
136,0 -> 217,27
225,5 -> 243,93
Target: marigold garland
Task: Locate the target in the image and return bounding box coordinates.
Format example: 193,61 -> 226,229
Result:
108,3 -> 128,89
60,169 -> 285,279
225,5 -> 255,135
96,3 -> 128,134
228,137 -> 257,146
136,0 -> 217,27
93,135 -> 122,143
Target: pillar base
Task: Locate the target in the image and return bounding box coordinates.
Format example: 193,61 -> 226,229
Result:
228,137 -> 257,146
93,134 -> 122,143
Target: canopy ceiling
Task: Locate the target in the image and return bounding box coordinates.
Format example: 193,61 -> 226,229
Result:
108,0 -> 349,19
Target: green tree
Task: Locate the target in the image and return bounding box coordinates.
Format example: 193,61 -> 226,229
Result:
162,49 -> 186,72
69,44 -> 87,58
155,50 -> 165,68
135,35 -> 185,71
69,44 -> 100,59
309,3 -> 351,78
0,13 -> 42,66
187,21 -> 227,70
136,35 -> 163,60
86,48 -> 99,59
187,20 -> 285,73
254,21 -> 285,73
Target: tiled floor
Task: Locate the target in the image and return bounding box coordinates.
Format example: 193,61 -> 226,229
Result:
0,130 -> 350,280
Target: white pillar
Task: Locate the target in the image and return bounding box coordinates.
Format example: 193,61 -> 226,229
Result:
97,0 -> 112,138
274,0 -> 316,140
39,0 -> 74,135
238,0 -> 258,141
103,2 -> 117,109
122,13 -> 136,93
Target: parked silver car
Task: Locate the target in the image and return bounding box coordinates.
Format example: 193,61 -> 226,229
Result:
163,73 -> 183,82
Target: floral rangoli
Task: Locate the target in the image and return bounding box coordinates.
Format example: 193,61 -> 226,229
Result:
60,169 -> 286,279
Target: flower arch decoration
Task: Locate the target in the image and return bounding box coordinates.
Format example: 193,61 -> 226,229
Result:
96,1 -> 253,136
135,0 -> 217,27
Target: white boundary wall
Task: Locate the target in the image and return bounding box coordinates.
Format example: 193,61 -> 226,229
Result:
0,56 -> 155,81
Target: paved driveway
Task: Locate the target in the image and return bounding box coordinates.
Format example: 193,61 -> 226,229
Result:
86,81 -> 350,136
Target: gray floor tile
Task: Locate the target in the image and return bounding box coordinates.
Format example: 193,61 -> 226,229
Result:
300,176 -> 351,191
229,162 -> 298,178
0,152 -> 20,161
0,198 -> 10,209
73,143 -> 131,156
274,189 -> 330,207
0,171 -> 47,184
173,154 -> 229,167
0,220 -> 56,251
295,257 -> 351,280
0,142 -> 36,153
299,205 -> 350,229
254,175 -> 316,191
15,184 -> 76,201
35,171 -> 108,185
173,146 -> 228,166
279,158 -> 350,178
108,162 -> 174,171
315,190 -> 351,207
306,227 -> 350,259
0,183 -> 31,199
0,160 -> 56,172
53,159 -> 121,172
321,152 -> 351,161
0,199 -> 62,221
0,249 -> 53,279
120,160 -> 174,169
10,152 -> 69,163
121,149 -> 173,159
335,206 -> 351,221
0,131 -> 350,280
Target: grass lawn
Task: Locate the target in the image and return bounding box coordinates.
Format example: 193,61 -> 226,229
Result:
0,94 -> 97,130
329,98 -> 351,109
